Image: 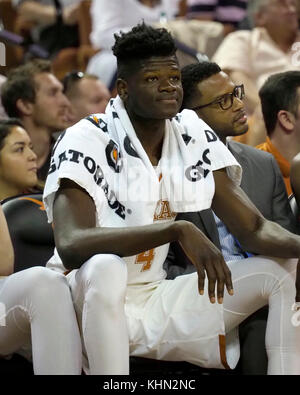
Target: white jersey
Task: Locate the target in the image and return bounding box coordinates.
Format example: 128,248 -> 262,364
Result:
44,97 -> 241,284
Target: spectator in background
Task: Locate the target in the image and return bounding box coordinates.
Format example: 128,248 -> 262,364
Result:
63,71 -> 111,125
256,71 -> 300,197
186,0 -> 248,34
87,0 -> 181,88
0,119 -> 39,201
1,59 -> 71,184
12,0 -> 81,58
213,0 -> 300,146
0,75 -> 7,120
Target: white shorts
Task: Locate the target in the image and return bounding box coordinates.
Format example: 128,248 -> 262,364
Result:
126,274 -> 232,369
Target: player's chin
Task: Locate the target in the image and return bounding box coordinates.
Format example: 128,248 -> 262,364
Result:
159,106 -> 180,119
156,99 -> 180,116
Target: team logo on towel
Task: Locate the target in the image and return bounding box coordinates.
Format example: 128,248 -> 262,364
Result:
105,140 -> 123,173
124,136 -> 140,158
86,115 -> 108,132
205,129 -> 218,143
185,149 -> 211,182
181,133 -> 192,145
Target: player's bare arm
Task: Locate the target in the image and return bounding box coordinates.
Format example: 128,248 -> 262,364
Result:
213,168 -> 300,301
53,178 -> 233,303
213,168 -> 300,257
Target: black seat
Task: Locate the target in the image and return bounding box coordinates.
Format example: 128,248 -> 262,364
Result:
288,193 -> 300,234
1,193 -> 54,272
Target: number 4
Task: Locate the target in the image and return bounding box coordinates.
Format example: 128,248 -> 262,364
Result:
135,249 -> 155,271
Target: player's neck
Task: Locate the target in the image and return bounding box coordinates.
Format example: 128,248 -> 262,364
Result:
131,117 -> 165,165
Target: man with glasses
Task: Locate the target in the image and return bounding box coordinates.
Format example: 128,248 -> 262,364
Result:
165,61 -> 297,374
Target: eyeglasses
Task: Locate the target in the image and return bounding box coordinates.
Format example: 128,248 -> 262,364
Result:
191,84 -> 245,111
62,71 -> 85,93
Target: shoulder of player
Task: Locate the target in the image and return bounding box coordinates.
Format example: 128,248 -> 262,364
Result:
175,109 -> 219,143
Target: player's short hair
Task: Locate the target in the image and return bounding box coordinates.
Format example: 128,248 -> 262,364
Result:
180,62 -> 221,110
1,59 -> 52,118
112,22 -> 177,79
259,71 -> 300,136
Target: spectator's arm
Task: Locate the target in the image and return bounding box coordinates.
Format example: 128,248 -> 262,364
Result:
16,1 -> 79,26
17,1 -> 57,25
90,0 -> 126,49
0,205 -> 14,277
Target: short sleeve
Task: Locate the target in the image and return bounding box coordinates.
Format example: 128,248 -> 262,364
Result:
43,118 -> 110,223
179,110 -> 242,186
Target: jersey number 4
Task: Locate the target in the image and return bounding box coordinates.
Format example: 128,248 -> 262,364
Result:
135,249 -> 155,271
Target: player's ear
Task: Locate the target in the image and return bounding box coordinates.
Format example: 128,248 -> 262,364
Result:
117,79 -> 128,101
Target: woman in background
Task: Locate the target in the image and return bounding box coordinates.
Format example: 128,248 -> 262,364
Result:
0,118 -> 40,201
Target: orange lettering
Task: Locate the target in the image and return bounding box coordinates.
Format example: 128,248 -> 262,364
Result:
135,249 -> 155,271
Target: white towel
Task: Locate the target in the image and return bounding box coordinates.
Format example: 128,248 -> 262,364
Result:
44,96 -> 241,227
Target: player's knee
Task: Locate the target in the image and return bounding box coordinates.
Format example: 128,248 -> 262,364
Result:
247,257 -> 296,297
86,254 -> 127,281
84,254 -> 127,307
26,267 -> 69,298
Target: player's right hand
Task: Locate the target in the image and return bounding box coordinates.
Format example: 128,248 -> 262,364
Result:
177,220 -> 234,304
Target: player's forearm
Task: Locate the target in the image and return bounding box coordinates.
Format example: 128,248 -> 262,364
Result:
18,2 -> 56,24
56,221 -> 184,270
238,217 -> 300,258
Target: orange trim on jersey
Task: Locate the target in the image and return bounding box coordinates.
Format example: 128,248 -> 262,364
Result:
158,173 -> 162,182
113,148 -> 118,161
19,197 -> 45,211
219,335 -> 231,369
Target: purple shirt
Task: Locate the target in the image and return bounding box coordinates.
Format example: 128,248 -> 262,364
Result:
187,0 -> 248,25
